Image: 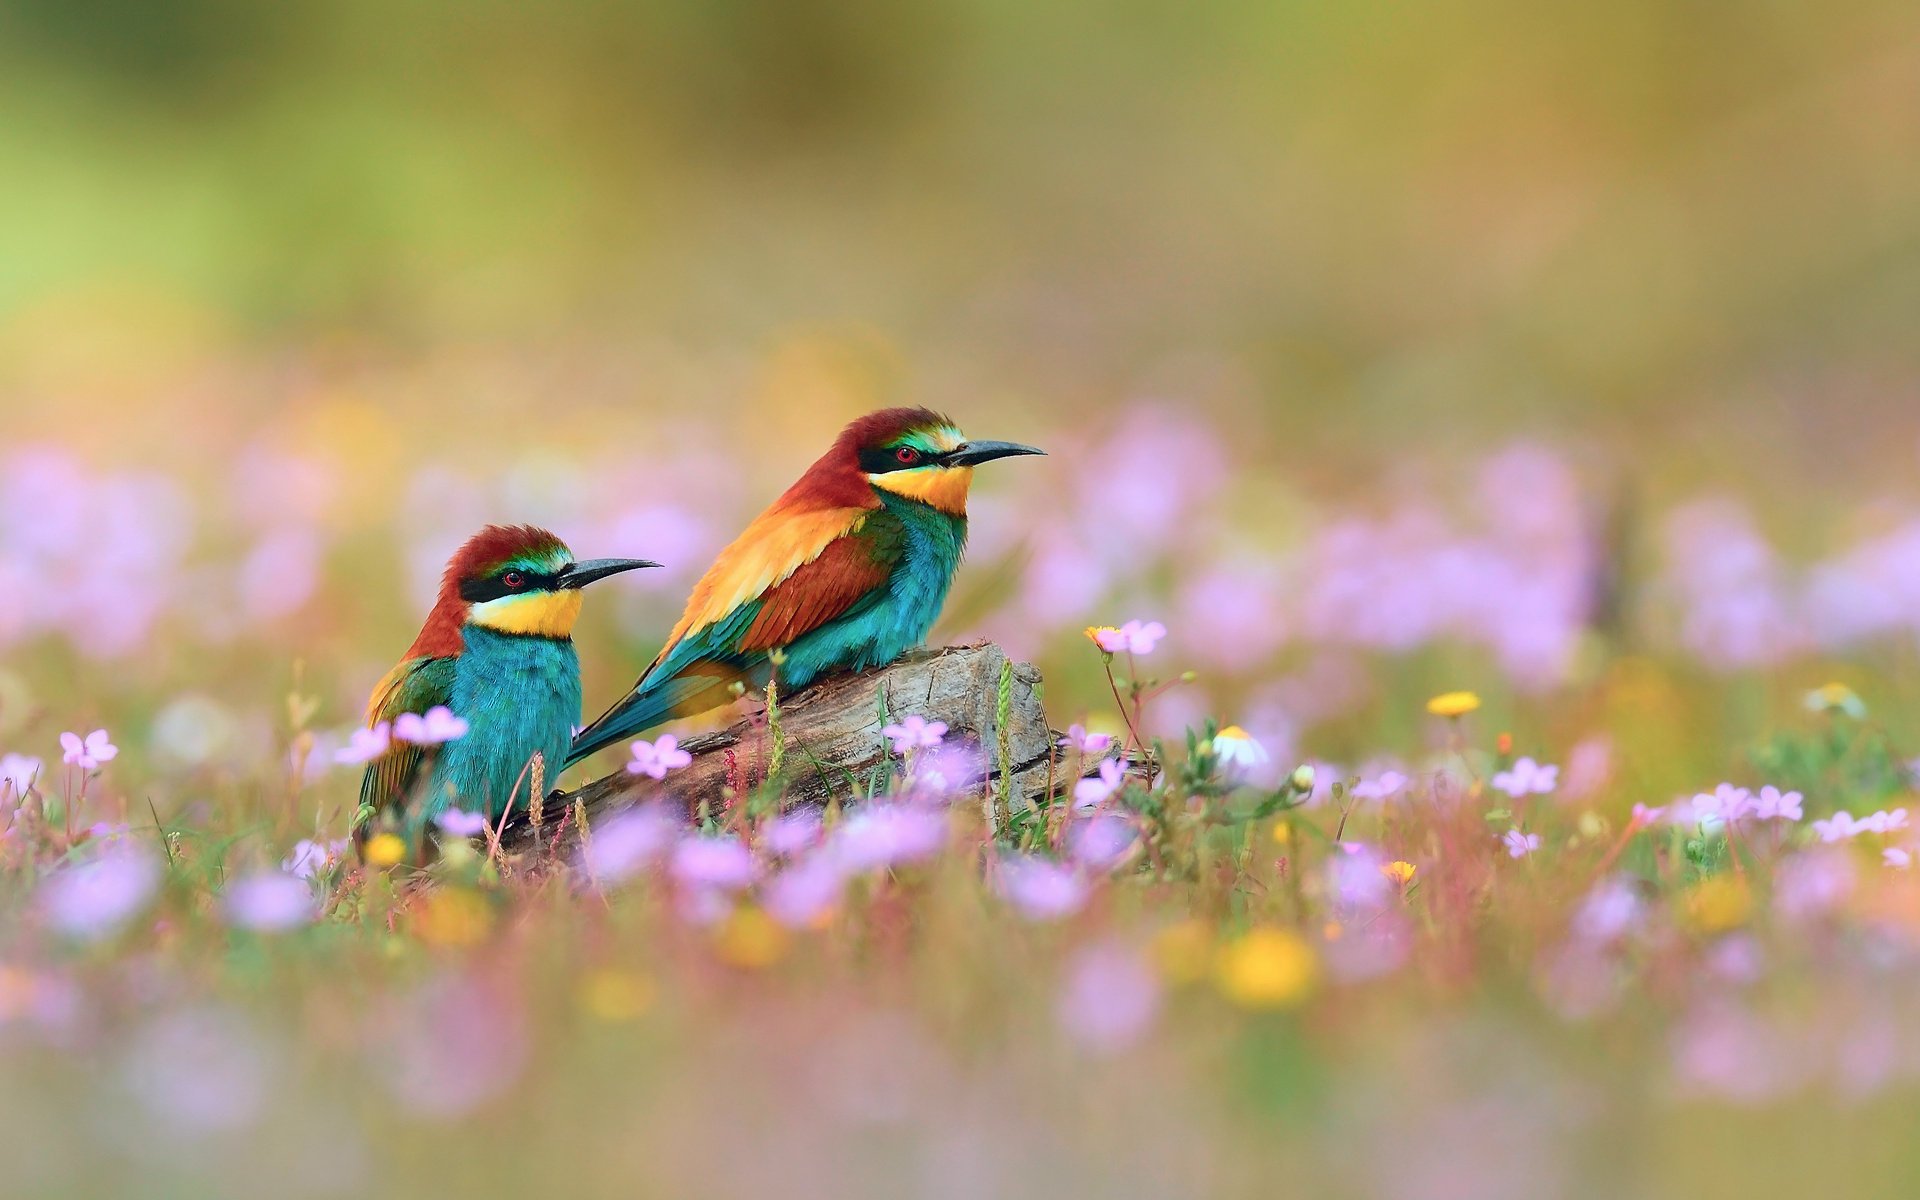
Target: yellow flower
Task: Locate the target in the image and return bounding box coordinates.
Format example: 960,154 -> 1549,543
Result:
1682,876 -> 1751,934
579,968 -> 655,1022
715,906 -> 788,969
1270,822 -> 1292,847
1381,860 -> 1417,887
362,833 -> 406,868
412,888 -> 494,947
1149,920 -> 1215,985
1215,927 -> 1319,1009
1426,691 -> 1482,718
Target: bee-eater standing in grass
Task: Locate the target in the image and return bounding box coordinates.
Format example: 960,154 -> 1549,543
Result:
567,408 -> 1043,766
357,525 -> 656,850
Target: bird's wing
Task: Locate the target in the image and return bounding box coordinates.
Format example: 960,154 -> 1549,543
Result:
568,509 -> 900,764
647,500 -> 882,681
358,654 -> 458,818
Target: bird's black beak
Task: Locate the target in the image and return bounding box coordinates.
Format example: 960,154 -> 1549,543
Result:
944,439 -> 1046,467
557,558 -> 660,589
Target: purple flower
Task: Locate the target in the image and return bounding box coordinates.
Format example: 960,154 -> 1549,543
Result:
1570,878 -> 1642,943
1884,848 -> 1912,870
1502,829 -> 1542,859
625,734 -> 691,780
828,805 -> 947,873
1812,813 -> 1860,843
900,741 -> 985,797
393,707 -> 469,746
579,806 -> 676,884
1631,802 -> 1666,825
0,753 -> 42,795
882,715 -> 947,756
1491,757 -> 1558,799
1327,843 -> 1392,912
432,808 -> 490,838
222,871 -> 316,932
995,856 -> 1089,921
1750,786 -> 1803,822
1059,724 -> 1113,755
761,810 -> 823,856
40,843 -> 162,941
1066,814 -> 1138,870
281,838 -> 348,879
59,728 -> 118,771
670,835 -> 758,890
1094,619 -> 1166,656
334,723 -> 391,765
1863,808 -> 1909,835
763,855 -> 845,928
1350,770 -> 1407,802
1072,757 -> 1127,811
1056,941 -> 1160,1055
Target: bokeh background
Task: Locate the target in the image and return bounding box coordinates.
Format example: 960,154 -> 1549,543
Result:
6,4 -> 1920,1198
6,0 -> 1920,802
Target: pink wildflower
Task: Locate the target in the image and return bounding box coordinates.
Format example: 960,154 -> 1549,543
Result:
40,842 -> 162,941
0,753 -> 41,795
1502,829 -> 1542,859
334,723 -> 392,765
1059,724 -> 1113,755
1056,941 -> 1160,1055
670,836 -> 758,890
281,838 -> 349,879
222,872 -> 316,932
1491,757 -> 1558,799
1072,757 -> 1127,810
59,729 -> 118,771
393,707 -> 468,746
432,808 -> 489,838
625,734 -> 692,780
881,715 -> 947,755
995,856 -> 1089,921
1094,620 -> 1166,656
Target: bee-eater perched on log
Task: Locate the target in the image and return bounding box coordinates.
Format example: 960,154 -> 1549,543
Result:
357,525 -> 656,849
567,408 -> 1042,766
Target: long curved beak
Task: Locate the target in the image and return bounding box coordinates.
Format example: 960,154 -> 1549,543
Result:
557,558 -> 660,589
945,439 -> 1046,467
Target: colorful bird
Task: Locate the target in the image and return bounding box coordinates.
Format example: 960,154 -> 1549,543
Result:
567,408 -> 1042,766
356,525 -> 656,850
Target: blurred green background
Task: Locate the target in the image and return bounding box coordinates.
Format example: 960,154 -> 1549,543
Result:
3,0 -> 1916,459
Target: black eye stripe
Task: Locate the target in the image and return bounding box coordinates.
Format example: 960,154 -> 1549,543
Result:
859,445 -> 945,474
458,570 -> 561,603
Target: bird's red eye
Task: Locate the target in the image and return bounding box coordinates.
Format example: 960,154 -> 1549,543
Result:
894,446 -> 921,465
502,570 -> 526,589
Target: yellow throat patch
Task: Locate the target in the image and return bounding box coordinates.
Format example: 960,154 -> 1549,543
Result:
467,589 -> 585,638
869,465 -> 975,513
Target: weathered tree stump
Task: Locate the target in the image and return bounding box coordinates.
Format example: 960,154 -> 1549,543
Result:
509,643 -> 1087,851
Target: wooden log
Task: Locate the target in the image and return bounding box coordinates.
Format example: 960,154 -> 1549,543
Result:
508,643 -> 1086,851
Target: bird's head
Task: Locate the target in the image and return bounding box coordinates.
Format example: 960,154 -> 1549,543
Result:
443,525 -> 657,639
841,407 -> 1044,514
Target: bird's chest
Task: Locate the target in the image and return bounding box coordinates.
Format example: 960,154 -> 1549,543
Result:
445,632 -> 581,797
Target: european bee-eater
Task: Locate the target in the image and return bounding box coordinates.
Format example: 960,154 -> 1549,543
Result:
567,408 -> 1042,765
357,525 -> 656,846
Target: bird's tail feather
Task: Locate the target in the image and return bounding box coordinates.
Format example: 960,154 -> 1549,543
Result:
565,672 -> 736,768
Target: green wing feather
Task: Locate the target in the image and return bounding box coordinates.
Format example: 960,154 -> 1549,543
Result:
357,655 -> 458,827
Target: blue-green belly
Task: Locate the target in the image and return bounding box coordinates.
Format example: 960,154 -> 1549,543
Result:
418,628 -> 580,831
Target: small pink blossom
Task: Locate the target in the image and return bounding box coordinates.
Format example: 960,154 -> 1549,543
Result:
1056,941 -> 1161,1055
763,855 -> 845,928
0,753 -> 41,796
625,734 -> 692,780
222,872 -> 316,932
1094,619 -> 1167,656
828,805 -> 947,872
393,707 -> 469,746
432,808 -> 489,837
334,723 -> 391,765
881,715 -> 947,756
1884,848 -> 1912,870
1072,758 -> 1127,810
579,806 -> 676,884
1066,814 -> 1137,870
1502,828 -> 1542,859
40,843 -> 162,941
59,729 -> 118,771
670,836 -> 758,890
1491,757 -> 1558,799
1350,770 -> 1407,802
761,810 -> 823,856
995,856 -> 1089,921
1750,786 -> 1803,822
281,838 -> 349,879
1631,802 -> 1666,825
1059,724 -> 1113,755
